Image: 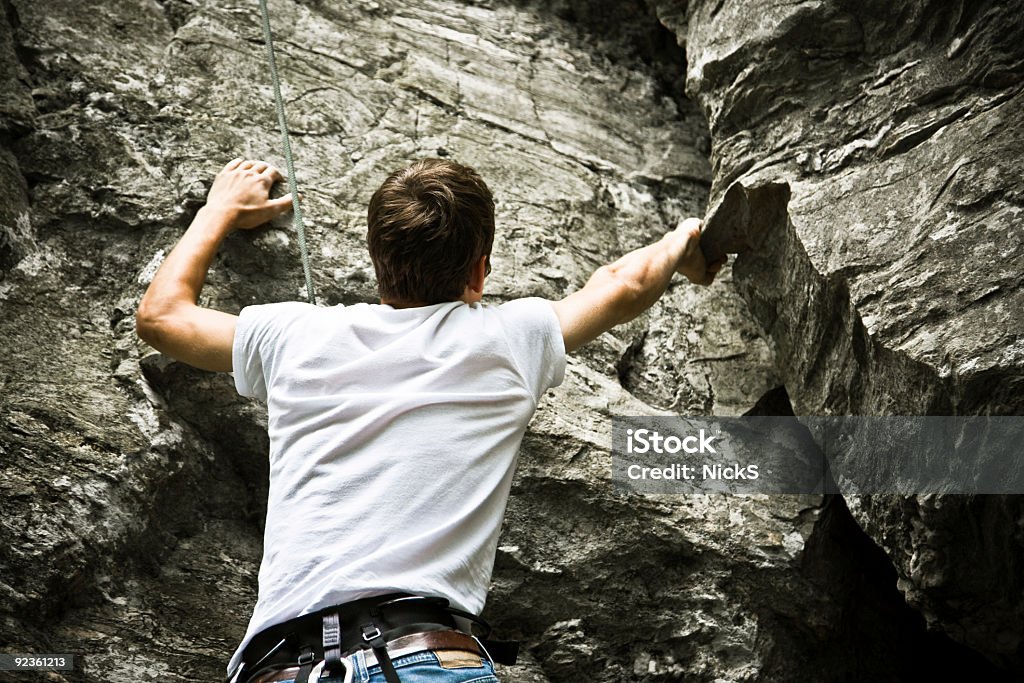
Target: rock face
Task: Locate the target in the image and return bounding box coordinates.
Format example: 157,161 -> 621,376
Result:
0,1 -> 1019,683
671,0 -> 1024,672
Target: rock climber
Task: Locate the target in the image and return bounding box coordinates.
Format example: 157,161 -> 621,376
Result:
135,157 -> 724,683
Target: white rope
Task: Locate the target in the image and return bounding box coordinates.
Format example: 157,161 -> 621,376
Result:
257,0 -> 317,304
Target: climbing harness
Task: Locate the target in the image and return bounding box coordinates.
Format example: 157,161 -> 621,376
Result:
257,0 -> 317,304
228,593 -> 519,683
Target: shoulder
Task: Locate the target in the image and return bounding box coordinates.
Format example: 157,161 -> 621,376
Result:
236,301 -> 330,341
484,297 -> 566,395
485,297 -> 562,350
491,296 -> 556,319
240,300 -> 321,317
238,301 -> 325,324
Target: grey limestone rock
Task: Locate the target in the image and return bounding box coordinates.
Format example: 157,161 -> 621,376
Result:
666,0 -> 1024,671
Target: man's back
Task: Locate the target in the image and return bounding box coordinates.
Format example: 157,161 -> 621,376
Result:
135,157 -> 718,681
227,297 -> 566,673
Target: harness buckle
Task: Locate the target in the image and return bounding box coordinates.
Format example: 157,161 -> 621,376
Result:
361,625 -> 383,642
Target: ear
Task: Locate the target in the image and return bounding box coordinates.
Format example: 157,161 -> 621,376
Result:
467,253 -> 488,293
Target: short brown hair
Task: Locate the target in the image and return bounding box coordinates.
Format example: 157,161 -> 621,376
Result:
367,159 -> 495,305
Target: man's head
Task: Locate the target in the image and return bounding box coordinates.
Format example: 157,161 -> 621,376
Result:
367,158 -> 495,307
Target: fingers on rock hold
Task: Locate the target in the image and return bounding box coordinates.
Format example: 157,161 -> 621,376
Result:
273,193 -> 295,208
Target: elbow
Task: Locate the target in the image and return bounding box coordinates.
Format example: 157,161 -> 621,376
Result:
135,303 -> 159,346
135,297 -> 172,348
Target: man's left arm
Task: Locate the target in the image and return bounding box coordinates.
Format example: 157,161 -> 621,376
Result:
136,158 -> 293,372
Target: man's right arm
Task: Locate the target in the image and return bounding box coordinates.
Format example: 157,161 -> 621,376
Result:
550,218 -> 722,353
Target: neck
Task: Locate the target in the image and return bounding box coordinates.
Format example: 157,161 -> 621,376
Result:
381,294 -> 479,309
382,299 -> 427,309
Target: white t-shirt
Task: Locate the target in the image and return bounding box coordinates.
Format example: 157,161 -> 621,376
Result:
226,297 -> 566,674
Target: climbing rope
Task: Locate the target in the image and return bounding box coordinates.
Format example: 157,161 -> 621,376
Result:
257,0 -> 317,304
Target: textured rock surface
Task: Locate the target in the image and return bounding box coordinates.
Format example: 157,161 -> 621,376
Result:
0,0 -> 1019,682
672,0 -> 1024,671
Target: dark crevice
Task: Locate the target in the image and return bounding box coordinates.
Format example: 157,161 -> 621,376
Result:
496,0 -> 707,150
547,0 -> 691,113
796,494 -> 1014,681
1,0 -> 19,31
0,1 -> 36,145
880,104 -> 972,158
744,386 -> 1014,680
615,330 -> 647,392
154,0 -> 195,33
138,356 -> 271,530
742,385 -> 795,416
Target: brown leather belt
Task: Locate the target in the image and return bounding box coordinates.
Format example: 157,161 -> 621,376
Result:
248,630 -> 485,683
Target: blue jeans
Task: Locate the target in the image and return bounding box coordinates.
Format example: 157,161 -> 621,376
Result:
278,649 -> 500,683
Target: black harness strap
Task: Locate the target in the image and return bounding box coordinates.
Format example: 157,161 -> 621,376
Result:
362,622 -> 402,683
479,638 -> 519,664
292,646 -> 316,683
322,613 -> 344,674
446,603 -> 519,665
